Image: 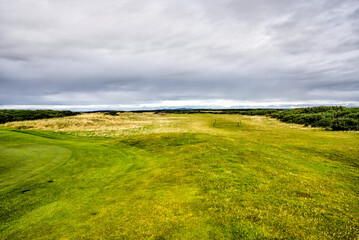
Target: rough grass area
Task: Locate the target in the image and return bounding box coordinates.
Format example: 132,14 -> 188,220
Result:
0,113 -> 358,239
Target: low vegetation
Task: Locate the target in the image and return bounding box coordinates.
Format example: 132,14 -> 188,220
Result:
0,112 -> 358,239
269,106 -> 359,131
0,110 -> 79,124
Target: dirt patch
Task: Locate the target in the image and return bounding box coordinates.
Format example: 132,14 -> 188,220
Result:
295,191 -> 312,198
245,215 -> 260,222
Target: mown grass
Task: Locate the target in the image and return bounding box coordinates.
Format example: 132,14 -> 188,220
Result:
0,113 -> 358,239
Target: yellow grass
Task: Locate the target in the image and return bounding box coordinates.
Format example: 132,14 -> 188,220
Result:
5,112 -> 333,138
4,112 -> 196,137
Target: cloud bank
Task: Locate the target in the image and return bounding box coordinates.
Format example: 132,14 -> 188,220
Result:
1,0 -> 358,109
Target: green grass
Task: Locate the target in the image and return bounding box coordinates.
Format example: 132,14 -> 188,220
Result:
0,114 -> 358,239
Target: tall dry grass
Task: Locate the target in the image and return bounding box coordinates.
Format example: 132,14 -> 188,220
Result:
3,112 -> 194,137
3,112 -> 299,137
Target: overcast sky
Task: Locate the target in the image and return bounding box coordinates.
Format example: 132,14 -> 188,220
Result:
1,0 -> 359,110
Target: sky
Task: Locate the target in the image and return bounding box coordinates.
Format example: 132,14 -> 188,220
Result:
1,0 -> 359,110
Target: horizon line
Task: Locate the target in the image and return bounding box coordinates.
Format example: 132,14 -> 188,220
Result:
1,101 -> 359,112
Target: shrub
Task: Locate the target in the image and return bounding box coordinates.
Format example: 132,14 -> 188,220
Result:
104,111 -> 118,116
0,110 -> 79,124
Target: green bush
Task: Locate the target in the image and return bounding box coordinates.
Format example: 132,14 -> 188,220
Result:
331,118 -> 359,131
0,110 -> 79,124
268,107 -> 359,131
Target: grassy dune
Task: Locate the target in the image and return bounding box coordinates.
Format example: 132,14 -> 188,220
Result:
0,113 -> 358,239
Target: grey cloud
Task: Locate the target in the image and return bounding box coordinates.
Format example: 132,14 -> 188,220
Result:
0,0 -> 358,108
